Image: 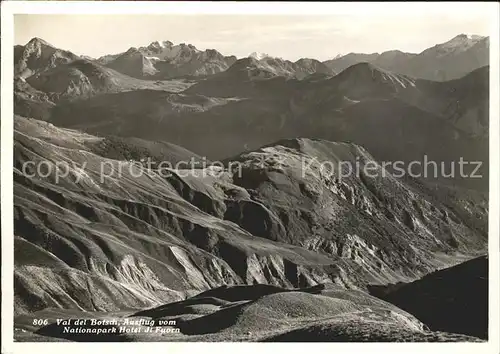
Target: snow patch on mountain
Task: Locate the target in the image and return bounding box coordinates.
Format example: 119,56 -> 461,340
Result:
249,52 -> 271,60
437,34 -> 486,54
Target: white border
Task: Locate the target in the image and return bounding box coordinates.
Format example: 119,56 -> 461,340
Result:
1,2 -> 499,354
1,1 -> 496,15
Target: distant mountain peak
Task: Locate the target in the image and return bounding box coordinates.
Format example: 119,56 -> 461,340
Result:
100,40 -> 235,79
148,40 -> 174,49
439,34 -> 485,50
125,47 -> 139,54
336,62 -> 416,90
15,37 -> 80,79
455,33 -> 485,41
26,37 -> 53,48
249,52 -> 271,60
295,58 -> 319,64
342,61 -> 377,71
180,42 -> 197,49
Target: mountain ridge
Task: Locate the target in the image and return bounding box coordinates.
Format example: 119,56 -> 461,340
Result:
323,34 -> 489,81
15,33 -> 489,83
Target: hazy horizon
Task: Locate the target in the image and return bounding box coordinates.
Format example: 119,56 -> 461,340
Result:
15,14 -> 490,61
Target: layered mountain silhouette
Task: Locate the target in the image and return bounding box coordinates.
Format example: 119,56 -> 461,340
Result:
15,34 -> 489,83
324,34 -> 489,81
39,61 -> 489,191
12,34 -> 490,342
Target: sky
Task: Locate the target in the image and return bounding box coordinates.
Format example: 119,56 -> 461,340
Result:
14,13 -> 491,61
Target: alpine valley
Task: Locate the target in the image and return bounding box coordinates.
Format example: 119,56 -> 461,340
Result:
11,33 -> 489,342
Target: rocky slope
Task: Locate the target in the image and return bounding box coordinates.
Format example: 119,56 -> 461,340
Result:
14,77 -> 56,121
323,34 -> 489,81
14,116 -> 487,316
13,116 -> 488,341
14,37 -> 80,79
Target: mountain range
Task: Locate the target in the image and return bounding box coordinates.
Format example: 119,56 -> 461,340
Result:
323,34 -> 489,81
11,33 -> 490,342
29,59 -> 487,191
15,34 -> 489,83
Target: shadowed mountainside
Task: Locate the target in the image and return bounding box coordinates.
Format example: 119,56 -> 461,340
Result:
369,255 -> 488,339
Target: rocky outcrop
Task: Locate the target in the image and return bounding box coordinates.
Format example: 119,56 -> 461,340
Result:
101,41 -> 237,79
